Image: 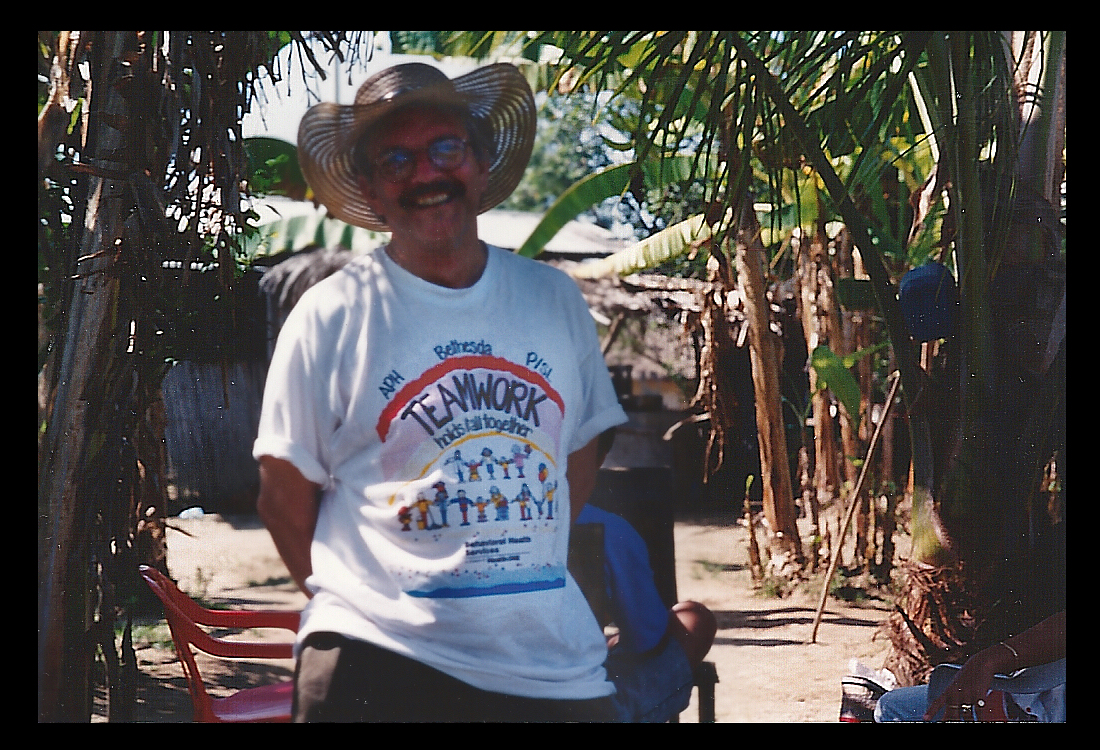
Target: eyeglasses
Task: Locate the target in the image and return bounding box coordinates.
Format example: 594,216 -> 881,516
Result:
372,136 -> 470,182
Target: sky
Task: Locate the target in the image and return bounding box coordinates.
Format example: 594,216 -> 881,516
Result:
242,34 -> 480,144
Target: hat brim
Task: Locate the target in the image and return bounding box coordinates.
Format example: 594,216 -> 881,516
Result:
297,63 -> 536,233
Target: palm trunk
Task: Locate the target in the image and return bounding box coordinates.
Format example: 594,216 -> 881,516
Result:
836,228 -> 874,570
733,205 -> 803,570
796,231 -> 840,508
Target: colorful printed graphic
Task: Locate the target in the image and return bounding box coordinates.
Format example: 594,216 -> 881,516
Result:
376,354 -> 568,599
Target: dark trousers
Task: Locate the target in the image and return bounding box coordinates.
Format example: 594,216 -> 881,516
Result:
294,632 -> 618,723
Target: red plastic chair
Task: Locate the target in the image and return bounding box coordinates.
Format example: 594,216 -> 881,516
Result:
138,565 -> 300,722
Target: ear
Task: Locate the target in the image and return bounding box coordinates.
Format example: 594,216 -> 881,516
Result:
356,174 -> 387,221
472,154 -> 490,191
356,174 -> 377,203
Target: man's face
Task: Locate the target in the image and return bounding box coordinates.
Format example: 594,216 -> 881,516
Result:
357,105 -> 490,249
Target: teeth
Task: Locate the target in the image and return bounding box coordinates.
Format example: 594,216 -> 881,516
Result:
415,193 -> 451,207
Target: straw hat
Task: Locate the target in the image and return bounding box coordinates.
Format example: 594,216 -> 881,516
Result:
297,62 -> 536,232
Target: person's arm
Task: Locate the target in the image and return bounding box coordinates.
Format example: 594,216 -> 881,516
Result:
568,426 -> 620,524
566,437 -> 601,525
257,455 -> 322,598
925,610 -> 1066,721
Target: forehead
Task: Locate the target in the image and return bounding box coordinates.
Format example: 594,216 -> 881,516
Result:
366,104 -> 469,153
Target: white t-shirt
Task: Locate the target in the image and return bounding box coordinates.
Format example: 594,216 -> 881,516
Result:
254,244 -> 628,699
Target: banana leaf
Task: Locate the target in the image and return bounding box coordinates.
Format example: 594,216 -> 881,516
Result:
515,155 -> 703,258
569,214 -> 710,279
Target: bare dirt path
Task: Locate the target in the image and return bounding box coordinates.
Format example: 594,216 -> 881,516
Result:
117,509 -> 897,723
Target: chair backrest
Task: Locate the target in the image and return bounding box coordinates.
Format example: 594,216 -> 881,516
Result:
138,565 -> 298,722
586,467 -> 678,608
569,466 -> 680,633
567,522 -> 613,627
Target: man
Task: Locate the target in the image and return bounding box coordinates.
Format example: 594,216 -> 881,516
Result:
254,62 -> 628,722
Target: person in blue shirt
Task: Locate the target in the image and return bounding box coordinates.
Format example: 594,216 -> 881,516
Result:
575,504 -> 717,722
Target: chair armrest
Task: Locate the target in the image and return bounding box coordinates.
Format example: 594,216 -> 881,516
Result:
188,607 -> 300,633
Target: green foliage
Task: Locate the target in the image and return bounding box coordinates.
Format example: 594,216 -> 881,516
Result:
243,137 -> 308,198
515,154 -> 708,258
390,31 -> 533,61
242,211 -> 386,258
570,214 -> 710,278
501,93 -> 617,215
808,343 -> 887,426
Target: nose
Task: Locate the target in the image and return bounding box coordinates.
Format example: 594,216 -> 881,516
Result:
409,149 -> 447,182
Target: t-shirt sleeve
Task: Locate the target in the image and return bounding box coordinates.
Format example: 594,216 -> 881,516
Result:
565,283 -> 628,454
252,294 -> 337,488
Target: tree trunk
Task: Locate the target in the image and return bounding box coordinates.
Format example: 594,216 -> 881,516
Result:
38,34 -> 135,721
733,206 -> 803,571
799,446 -> 821,571
835,228 -> 874,570
883,32 -> 1065,685
796,230 -> 842,509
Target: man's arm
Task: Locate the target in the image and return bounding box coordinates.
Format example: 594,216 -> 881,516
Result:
256,455 -> 322,598
566,438 -> 601,525
566,428 -> 616,524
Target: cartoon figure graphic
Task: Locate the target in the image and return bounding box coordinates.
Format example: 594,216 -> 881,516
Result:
537,463 -> 550,485
511,443 -> 533,478
413,494 -> 440,530
432,481 -> 451,528
496,455 -> 513,479
515,484 -> 534,521
543,480 -> 559,520
490,486 -> 509,521
452,490 -> 472,526
465,455 -> 485,482
481,447 -> 496,480
397,506 -> 413,531
445,450 -> 466,483
473,496 -> 490,523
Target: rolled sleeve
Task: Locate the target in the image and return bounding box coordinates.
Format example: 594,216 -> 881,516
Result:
253,294 -> 338,488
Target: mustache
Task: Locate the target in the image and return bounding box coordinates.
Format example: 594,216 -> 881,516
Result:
398,180 -> 466,209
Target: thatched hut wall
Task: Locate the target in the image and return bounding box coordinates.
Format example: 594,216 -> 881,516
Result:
162,359 -> 268,513
159,265 -> 269,513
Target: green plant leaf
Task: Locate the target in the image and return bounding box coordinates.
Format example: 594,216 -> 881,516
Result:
514,155 -> 702,258
514,164 -> 634,258
569,214 -> 710,278
243,211 -> 385,258
839,342 -> 888,370
809,344 -> 862,423
243,137 -> 308,199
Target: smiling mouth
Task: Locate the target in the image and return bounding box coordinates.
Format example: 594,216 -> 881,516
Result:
400,181 -> 465,210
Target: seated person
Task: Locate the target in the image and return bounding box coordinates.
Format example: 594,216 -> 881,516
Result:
875,610 -> 1065,722
575,504 -> 717,722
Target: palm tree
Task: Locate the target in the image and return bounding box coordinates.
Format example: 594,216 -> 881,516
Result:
416,31 -> 1065,683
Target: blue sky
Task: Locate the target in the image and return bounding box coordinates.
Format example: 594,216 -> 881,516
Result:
242,34 -> 480,144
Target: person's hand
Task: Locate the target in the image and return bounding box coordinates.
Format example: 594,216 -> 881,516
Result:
924,645 -> 1015,721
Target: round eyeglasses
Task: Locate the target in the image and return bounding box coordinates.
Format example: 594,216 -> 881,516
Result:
372,136 -> 470,182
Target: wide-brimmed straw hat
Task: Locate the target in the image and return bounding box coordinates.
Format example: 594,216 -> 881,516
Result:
297,62 -> 536,232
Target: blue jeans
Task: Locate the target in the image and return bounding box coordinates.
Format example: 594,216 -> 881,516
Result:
874,685 -> 929,722
605,637 -> 694,723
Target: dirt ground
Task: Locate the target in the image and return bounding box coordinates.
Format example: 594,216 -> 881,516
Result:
109,507 -> 898,723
